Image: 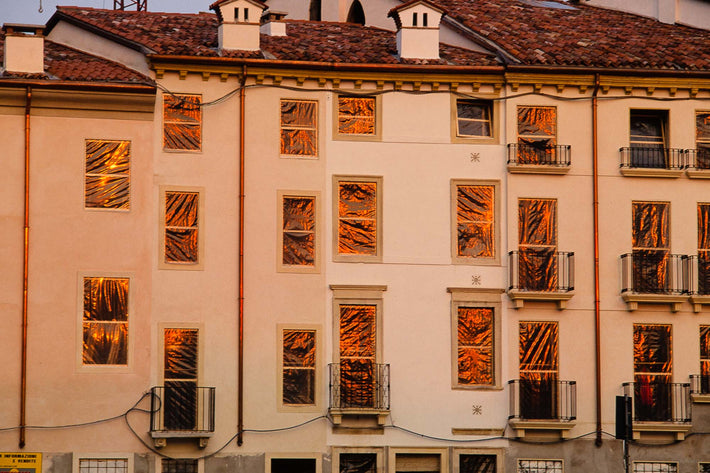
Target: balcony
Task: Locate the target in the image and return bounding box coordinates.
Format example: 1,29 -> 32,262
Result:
150,385 -> 215,448
506,143 -> 571,174
686,148 -> 710,178
329,362 -> 389,426
619,147 -> 686,178
622,381 -> 691,440
508,379 -> 576,438
620,252 -> 688,311
507,250 -> 574,309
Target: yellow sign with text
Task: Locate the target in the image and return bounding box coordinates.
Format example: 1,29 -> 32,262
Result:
0,453 -> 41,473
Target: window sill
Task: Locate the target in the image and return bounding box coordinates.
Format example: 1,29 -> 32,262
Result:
691,393 -> 710,403
619,168 -> 684,178
507,290 -> 574,310
632,422 -> 691,441
687,170 -> 710,179
507,164 -> 570,175
690,294 -> 710,312
150,431 -> 213,448
508,419 -> 575,439
329,408 -> 389,426
621,292 -> 686,312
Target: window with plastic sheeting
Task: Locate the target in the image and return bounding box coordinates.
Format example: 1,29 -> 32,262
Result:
395,453 -> 441,473
339,304 -> 377,408
163,94 -> 201,151
335,177 -> 381,262
700,462 -> 710,473
281,100 -> 318,157
83,277 -> 129,366
517,106 -> 556,164
517,460 -> 562,473
162,459 -> 197,473
271,459 -> 317,473
633,324 -> 672,422
337,95 -> 376,136
79,459 -> 128,473
632,462 -> 677,473
457,307 -> 494,386
632,201 -> 669,293
339,454 -> 377,473
700,326 -> 710,394
163,328 -> 199,430
518,199 -> 558,291
697,111 -> 710,169
85,140 -> 130,210
459,454 -> 497,473
162,189 -> 202,268
699,204 -> 710,294
456,100 -> 492,138
519,321 -> 558,420
282,329 -> 316,406
279,192 -> 319,273
629,110 -> 668,168
454,182 -> 498,264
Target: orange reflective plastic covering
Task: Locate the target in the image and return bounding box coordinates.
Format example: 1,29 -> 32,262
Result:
457,185 -> 494,258
283,196 -> 315,266
83,277 -> 128,365
340,305 -> 376,408
517,106 -> 556,164
283,330 -> 316,405
85,140 -> 130,209
633,324 -> 671,420
165,191 -> 199,263
281,100 -> 317,156
697,112 -> 710,168
519,321 -> 558,419
632,202 -> 668,249
164,94 -> 201,150
701,326 -> 710,392
519,199 -> 557,291
163,328 -> 198,430
338,181 -> 377,255
338,96 -> 375,135
699,205 -> 710,293
457,307 -> 493,385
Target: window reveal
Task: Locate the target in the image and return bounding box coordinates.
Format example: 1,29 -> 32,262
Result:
698,204 -> 710,294
632,202 -> 669,292
163,328 -> 199,430
337,181 -> 377,256
518,199 -> 558,291
339,304 -> 376,408
338,96 -> 375,135
283,196 -> 315,266
163,94 -> 201,151
271,459 -> 316,473
282,329 -> 316,405
517,106 -> 556,164
697,111 -> 710,168
165,191 -> 199,264
457,307 -> 494,385
83,277 -> 128,365
457,184 -> 494,258
456,100 -> 492,138
519,321 -> 559,420
281,100 -> 317,156
85,140 -> 130,209
633,324 -> 672,422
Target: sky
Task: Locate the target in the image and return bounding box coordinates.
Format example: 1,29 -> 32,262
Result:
0,0 -> 209,26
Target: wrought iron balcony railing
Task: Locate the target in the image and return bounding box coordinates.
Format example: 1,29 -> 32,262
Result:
150,385 -> 215,434
620,252 -> 688,295
508,379 -> 576,422
690,374 -> 710,396
622,381 -> 690,423
507,143 -> 571,167
619,147 -> 686,170
687,148 -> 710,171
329,362 -> 389,411
508,250 -> 574,292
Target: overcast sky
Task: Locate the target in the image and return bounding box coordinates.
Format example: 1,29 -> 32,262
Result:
0,0 -> 210,26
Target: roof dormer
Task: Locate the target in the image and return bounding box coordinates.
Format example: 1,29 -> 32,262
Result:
210,0 -> 267,51
387,0 -> 446,60
2,24 -> 45,74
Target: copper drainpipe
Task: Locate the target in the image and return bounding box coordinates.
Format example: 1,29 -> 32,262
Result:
592,73 -> 602,447
20,86 -> 32,449
237,65 -> 246,447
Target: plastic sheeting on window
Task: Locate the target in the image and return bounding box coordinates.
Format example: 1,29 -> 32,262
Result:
164,94 -> 201,150
85,140 -> 130,209
338,96 -> 375,135
340,454 -> 376,473
457,307 -> 493,385
83,277 -> 128,365
518,199 -> 557,291
165,191 -> 199,263
519,321 -> 558,419
338,182 -> 377,255
699,205 -> 710,294
283,197 -> 315,266
457,185 -> 494,258
340,305 -> 376,408
456,100 -> 492,137
283,330 -> 316,405
163,328 -> 198,430
632,202 -> 669,292
633,324 -> 672,422
281,100 -> 317,156
460,454 -> 496,473
701,326 -> 710,393
517,106 -> 556,164
697,112 -> 710,169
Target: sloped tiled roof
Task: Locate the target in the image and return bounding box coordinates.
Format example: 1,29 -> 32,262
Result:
0,32 -> 152,83
436,0 -> 710,70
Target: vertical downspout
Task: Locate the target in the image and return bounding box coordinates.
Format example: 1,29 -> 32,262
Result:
592,74 -> 602,447
20,86 -> 32,449
237,65 -> 246,447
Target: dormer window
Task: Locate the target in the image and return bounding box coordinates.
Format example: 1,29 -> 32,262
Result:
423,13 -> 428,26
244,8 -> 249,21
234,7 -> 249,21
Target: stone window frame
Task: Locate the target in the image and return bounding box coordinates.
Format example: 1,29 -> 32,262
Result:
451,95 -> 500,144
332,175 -> 383,263
451,179 -> 501,266
280,98 -> 319,159
277,190 -> 321,273
159,186 -> 205,271
389,448 -> 449,473
277,323 -> 322,413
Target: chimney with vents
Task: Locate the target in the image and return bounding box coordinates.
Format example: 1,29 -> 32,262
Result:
2,24 -> 45,74
260,10 -> 288,36
387,0 -> 446,60
210,0 -> 267,51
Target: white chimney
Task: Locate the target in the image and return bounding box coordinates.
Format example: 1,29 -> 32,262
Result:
656,0 -> 678,24
210,0 -> 267,51
387,0 -> 445,60
2,24 -> 45,74
260,10 -> 288,37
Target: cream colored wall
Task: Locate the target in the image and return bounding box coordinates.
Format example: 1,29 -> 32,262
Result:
586,0 -> 710,29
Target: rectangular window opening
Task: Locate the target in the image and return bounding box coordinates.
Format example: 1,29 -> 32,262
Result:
517,106 -> 557,164
83,277 -> 129,366
457,307 -> 494,386
633,324 -> 672,422
79,459 -> 128,473
632,462 -> 677,473
85,140 -> 130,210
164,191 -> 200,265
519,322 -> 559,420
281,100 -> 317,157
518,198 -> 558,291
339,454 -> 377,473
335,177 -> 380,260
456,100 -> 492,138
517,460 -> 562,473
460,454 -> 496,473
338,96 -> 376,136
631,201 -> 670,293
395,453 -> 440,473
456,184 -> 495,259
629,110 -> 668,168
271,459 -> 316,473
282,329 -> 316,405
163,94 -> 201,151
162,459 -> 198,473
697,111 -> 710,169
163,328 -> 199,430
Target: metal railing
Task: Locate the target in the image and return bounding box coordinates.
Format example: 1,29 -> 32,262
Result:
687,148 -> 710,171
620,252 -> 688,295
508,250 -> 574,292
508,379 -> 576,421
329,363 -> 390,410
688,254 -> 710,295
150,386 -> 215,433
507,143 -> 571,167
619,147 -> 686,170
622,381 -> 690,423
690,375 -> 710,395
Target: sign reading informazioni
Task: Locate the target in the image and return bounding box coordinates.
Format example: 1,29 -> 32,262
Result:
0,453 -> 42,473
